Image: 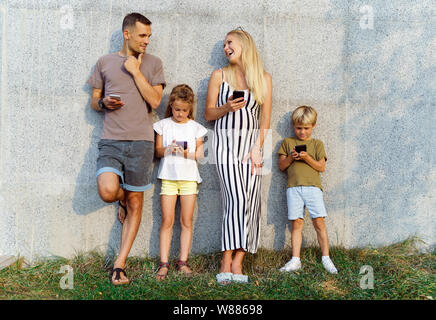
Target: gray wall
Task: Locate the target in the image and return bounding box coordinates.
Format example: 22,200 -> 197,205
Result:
0,0 -> 434,260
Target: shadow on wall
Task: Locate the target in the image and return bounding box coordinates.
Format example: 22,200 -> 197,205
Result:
325,2 -> 435,247
191,40 -> 228,254
267,111 -> 294,250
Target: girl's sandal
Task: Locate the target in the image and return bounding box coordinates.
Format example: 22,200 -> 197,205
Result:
156,262 -> 170,280
176,260 -> 193,277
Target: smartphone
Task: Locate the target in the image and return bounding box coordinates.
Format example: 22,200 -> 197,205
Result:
176,141 -> 188,150
109,94 -> 121,101
232,90 -> 245,100
295,145 -> 307,153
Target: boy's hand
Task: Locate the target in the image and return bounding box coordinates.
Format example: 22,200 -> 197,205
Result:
299,151 -> 310,161
291,149 -> 300,160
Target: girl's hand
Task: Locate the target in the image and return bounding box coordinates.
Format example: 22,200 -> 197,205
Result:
174,146 -> 185,157
164,140 -> 178,157
243,145 -> 263,175
225,95 -> 245,113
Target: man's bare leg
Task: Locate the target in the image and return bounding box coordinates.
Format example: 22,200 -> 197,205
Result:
97,173 -> 144,284
97,172 -> 125,204
111,191 -> 144,283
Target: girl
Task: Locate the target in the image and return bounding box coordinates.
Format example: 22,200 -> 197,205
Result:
153,84 -> 208,280
205,28 -> 273,284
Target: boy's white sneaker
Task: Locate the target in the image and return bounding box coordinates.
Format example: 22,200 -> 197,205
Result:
322,256 -> 338,274
280,257 -> 301,272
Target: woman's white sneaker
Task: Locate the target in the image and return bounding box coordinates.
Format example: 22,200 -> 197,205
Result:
280,257 -> 301,272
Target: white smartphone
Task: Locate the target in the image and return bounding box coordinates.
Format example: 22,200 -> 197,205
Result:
109,94 -> 121,101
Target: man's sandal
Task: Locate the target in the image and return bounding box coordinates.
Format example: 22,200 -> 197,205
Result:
111,268 -> 129,286
176,260 -> 193,277
156,262 -> 170,280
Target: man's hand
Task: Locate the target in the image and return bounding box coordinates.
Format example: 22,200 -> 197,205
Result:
102,97 -> 125,110
124,53 -> 143,76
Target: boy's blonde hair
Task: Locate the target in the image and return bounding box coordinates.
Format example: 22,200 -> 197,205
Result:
291,105 -> 317,125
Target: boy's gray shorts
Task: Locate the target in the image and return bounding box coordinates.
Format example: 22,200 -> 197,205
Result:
96,139 -> 154,192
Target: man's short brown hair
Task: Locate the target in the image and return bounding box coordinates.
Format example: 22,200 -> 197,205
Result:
122,13 -> 151,31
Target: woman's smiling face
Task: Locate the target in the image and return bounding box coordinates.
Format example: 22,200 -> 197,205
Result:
224,33 -> 242,63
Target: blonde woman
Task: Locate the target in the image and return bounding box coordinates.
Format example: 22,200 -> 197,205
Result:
205,28 -> 272,284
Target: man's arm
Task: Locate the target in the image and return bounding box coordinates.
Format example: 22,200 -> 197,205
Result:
124,54 -> 163,109
90,88 -> 104,111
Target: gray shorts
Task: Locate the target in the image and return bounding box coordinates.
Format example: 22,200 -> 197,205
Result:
96,139 -> 154,192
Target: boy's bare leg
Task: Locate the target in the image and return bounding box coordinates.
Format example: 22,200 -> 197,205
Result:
291,218 -> 305,257
312,217 -> 329,256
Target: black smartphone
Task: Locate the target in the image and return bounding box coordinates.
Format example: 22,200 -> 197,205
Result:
176,141 -> 188,150
295,145 -> 307,153
232,90 -> 245,100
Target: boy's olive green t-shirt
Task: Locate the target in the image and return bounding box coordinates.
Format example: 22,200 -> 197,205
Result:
277,137 -> 327,190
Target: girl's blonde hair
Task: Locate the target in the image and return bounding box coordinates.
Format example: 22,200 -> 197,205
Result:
164,84 -> 196,120
291,105 -> 318,125
223,28 -> 267,105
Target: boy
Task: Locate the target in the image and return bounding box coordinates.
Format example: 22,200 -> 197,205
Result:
277,106 -> 338,274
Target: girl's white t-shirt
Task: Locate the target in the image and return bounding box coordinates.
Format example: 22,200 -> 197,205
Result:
153,117 -> 208,183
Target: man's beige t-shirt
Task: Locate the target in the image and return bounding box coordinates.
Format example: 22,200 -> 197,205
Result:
87,53 -> 166,141
277,137 -> 327,191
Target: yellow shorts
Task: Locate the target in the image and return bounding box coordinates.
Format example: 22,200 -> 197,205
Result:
160,180 -> 198,195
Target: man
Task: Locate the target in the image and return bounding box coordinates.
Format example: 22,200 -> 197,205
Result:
87,13 -> 166,285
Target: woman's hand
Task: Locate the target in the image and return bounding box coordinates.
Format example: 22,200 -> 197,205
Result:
225,95 -> 246,113
243,145 -> 263,175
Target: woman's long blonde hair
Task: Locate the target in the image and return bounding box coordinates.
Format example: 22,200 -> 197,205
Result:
224,28 -> 267,105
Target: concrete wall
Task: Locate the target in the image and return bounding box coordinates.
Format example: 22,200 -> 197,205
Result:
0,0 -> 434,260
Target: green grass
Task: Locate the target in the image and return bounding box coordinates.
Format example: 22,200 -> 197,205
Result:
0,238 -> 434,300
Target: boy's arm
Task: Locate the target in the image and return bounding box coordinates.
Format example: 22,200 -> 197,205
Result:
278,154 -> 294,171
299,152 -> 326,172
